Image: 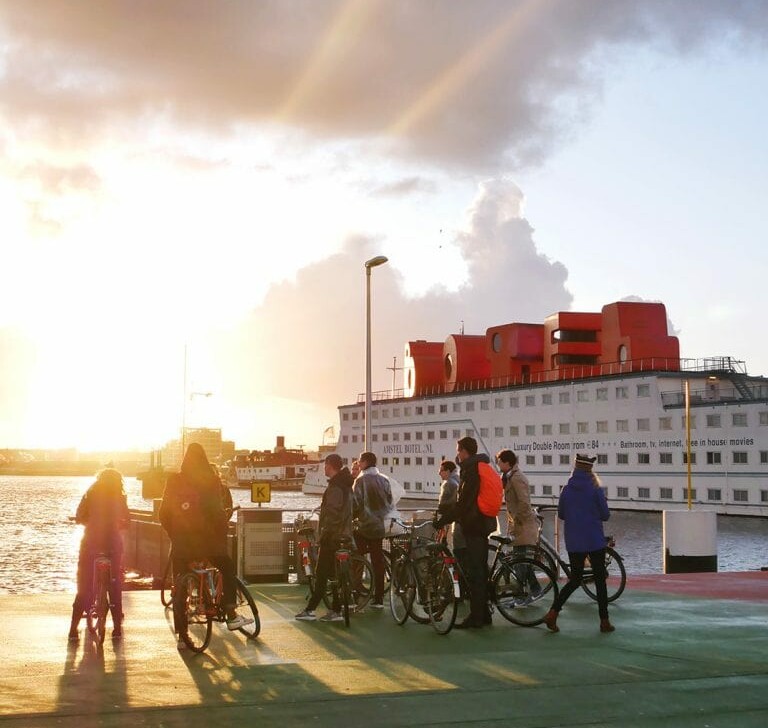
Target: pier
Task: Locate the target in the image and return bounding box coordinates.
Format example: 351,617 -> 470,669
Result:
1,572 -> 767,727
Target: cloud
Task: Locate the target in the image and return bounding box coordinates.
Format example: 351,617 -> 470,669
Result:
212,179 -> 571,414
1,1 -> 766,169
369,176 -> 437,198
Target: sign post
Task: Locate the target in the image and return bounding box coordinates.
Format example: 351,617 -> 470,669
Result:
250,481 -> 272,507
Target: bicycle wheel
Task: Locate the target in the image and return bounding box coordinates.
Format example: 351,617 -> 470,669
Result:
493,558 -> 558,627
389,557 -> 416,625
234,578 -> 261,639
425,557 -> 458,635
339,561 -> 351,627
160,556 -> 173,608
178,573 -> 212,653
581,547 -> 627,603
95,569 -> 109,645
349,554 -> 374,610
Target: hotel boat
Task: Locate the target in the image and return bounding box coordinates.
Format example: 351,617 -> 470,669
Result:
325,300 -> 768,516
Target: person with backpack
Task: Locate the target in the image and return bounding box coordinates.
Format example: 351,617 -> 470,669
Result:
159,443 -> 252,649
351,451 -> 392,609
68,467 -> 130,641
434,436 -> 499,629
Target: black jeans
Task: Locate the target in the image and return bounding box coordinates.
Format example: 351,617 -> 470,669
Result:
464,534 -> 490,623
552,548 -> 609,619
306,540 -> 340,613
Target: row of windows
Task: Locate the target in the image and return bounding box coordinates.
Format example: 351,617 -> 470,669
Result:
531,484 -> 767,503
520,451 -> 761,466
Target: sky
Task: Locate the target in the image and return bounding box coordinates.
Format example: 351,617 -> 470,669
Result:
0,1 -> 766,453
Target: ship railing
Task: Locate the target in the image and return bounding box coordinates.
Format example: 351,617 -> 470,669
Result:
661,382 -> 768,408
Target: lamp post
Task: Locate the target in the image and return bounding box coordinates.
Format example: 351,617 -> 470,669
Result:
364,255 -> 388,449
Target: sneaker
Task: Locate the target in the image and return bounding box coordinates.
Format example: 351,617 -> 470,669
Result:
295,608 -> 317,621
318,610 -> 344,622
370,600 -> 384,609
177,637 -> 187,650
227,614 -> 255,631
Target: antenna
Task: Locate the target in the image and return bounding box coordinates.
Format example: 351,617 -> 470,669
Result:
460,320 -> 465,335
386,356 -> 403,397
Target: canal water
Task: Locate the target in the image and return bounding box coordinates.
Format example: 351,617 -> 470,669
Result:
1,475 -> 766,594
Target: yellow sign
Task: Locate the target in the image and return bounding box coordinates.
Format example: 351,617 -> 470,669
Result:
250,481 -> 272,503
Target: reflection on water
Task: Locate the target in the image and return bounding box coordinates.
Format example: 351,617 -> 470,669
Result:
1,475 -> 766,594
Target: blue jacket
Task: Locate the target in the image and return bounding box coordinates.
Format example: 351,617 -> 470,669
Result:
557,469 -> 610,553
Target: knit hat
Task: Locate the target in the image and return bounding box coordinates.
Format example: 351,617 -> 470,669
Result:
574,453 -> 597,471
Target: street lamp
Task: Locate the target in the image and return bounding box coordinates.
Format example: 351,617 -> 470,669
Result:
364,255 -> 388,449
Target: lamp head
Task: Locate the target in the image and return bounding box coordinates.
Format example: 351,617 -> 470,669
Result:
365,255 -> 388,269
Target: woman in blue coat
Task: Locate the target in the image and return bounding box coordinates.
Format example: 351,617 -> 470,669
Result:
544,454 -> 615,633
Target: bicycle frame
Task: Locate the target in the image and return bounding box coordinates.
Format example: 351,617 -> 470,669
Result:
189,561 -> 224,619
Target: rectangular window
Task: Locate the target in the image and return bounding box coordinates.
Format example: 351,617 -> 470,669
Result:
615,386 -> 628,399
706,414 -> 721,428
596,387 -> 608,401
576,389 -> 589,402
638,453 -> 650,464
426,405 -> 434,415
559,391 -> 570,404
617,453 -> 629,465
382,433 -> 389,442
542,455 -> 552,465
494,427 -> 504,437
453,402 -> 461,413
494,398 -> 504,409
732,412 -> 748,427
509,426 -> 519,436
510,396 -> 519,407
465,429 -> 474,437
372,410 -> 379,419
404,407 -> 411,416
526,455 -> 535,466
596,420 -> 608,433
577,422 -> 589,434
415,406 -> 423,415
559,423 -> 570,435
404,457 -> 411,465
342,413 -> 349,421
525,395 -> 535,407
760,412 -> 768,425
404,432 -> 411,441
542,393 -> 553,405
761,451 -> 768,464
543,485 -> 553,495
382,409 -> 390,418
638,487 -> 650,499
342,435 -> 348,443
427,431 -> 435,440
351,435 -> 358,443
617,487 -> 629,498
427,457 -> 435,465
439,404 -> 448,414
637,384 -> 650,397
637,418 -> 650,431
529,484 -> 535,495
733,451 -> 748,464
480,400 -> 489,411
440,430 -> 448,439
415,457 -> 422,465
392,433 -> 399,441
659,416 -> 672,431
415,482 -> 422,491
479,427 -> 489,437
542,424 -> 553,435
762,490 -> 768,503
559,455 -> 570,465
706,451 -> 722,465
372,434 -> 378,442
616,419 -> 629,432
403,481 -> 410,490
452,429 -> 461,439
382,457 -> 388,465
393,408 -> 400,417
682,415 -> 696,429
415,431 -> 423,441
733,489 -> 748,502
597,454 -> 608,465
660,452 -> 673,465
660,487 -> 673,500
525,425 -> 535,436
683,452 -> 697,464
683,488 -> 697,501
465,401 -> 475,412
707,488 -> 722,501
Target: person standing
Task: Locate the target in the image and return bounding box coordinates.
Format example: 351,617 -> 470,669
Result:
435,437 -> 497,629
295,453 -> 354,622
496,450 -> 539,554
68,467 -> 130,641
544,454 -> 615,633
351,451 -> 392,609
437,460 -> 465,553
160,443 -> 252,649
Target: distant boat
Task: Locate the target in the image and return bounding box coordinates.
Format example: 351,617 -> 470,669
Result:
302,465 -> 327,495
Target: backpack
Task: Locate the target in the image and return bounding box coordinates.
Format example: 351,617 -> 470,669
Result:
167,478 -> 207,534
476,461 -> 503,517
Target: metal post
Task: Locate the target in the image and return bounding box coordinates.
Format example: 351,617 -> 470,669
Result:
364,255 -> 388,449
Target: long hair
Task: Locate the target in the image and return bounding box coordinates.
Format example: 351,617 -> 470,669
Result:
180,442 -> 217,487
92,467 -> 125,498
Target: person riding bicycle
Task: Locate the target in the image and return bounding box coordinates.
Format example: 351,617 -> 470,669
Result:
159,443 -> 253,648
68,467 -> 129,642
295,453 -> 353,622
351,451 -> 392,609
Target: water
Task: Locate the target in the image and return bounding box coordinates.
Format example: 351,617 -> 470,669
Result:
1,475 -> 766,594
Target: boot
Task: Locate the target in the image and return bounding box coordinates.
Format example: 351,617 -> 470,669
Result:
600,618 -> 615,633
543,609 -> 559,633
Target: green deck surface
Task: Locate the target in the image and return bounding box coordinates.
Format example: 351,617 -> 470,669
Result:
1,574 -> 767,727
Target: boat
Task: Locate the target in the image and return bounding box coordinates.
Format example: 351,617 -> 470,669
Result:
302,464 -> 328,495
333,300 -> 768,516
226,436 -> 318,489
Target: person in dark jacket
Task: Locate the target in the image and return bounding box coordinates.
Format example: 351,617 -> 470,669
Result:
295,453 -> 353,622
352,451 -> 392,608
68,467 -> 129,641
435,437 -> 497,629
159,443 -> 252,648
544,454 -> 615,633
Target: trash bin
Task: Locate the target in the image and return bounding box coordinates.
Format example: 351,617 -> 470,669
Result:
237,508 -> 285,582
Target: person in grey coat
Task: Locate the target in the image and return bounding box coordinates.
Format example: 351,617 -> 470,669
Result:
352,451 -> 393,608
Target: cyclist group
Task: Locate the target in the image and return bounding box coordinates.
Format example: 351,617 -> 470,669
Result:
67,436 -> 615,643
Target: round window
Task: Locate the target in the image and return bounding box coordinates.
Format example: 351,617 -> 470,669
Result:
444,353 -> 454,379
618,345 -> 628,363
492,333 -> 502,353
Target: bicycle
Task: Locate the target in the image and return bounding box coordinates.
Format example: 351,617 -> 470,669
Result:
386,517 -> 460,635
85,553 -> 115,645
531,505 -> 627,602
176,560 -> 261,652
295,510 -> 375,615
